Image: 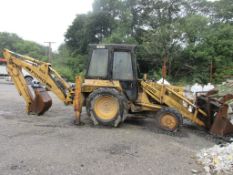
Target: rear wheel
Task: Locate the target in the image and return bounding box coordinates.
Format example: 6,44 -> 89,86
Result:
156,107 -> 183,132
87,88 -> 126,127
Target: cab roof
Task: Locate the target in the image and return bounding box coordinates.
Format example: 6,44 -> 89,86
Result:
89,44 -> 136,51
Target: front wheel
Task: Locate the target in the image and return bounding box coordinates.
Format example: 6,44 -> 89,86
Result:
156,107 -> 183,132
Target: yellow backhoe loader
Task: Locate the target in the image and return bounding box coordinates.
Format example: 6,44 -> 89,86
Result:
3,44 -> 233,137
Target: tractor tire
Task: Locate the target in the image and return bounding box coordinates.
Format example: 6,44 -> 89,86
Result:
86,88 -> 127,127
156,107 -> 183,132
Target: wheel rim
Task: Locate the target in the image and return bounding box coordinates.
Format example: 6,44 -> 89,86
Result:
93,95 -> 119,121
160,114 -> 178,130
25,77 -> 33,84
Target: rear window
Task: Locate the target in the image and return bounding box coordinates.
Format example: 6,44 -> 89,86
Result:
87,49 -> 108,78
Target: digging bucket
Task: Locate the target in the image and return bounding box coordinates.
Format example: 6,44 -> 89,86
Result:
30,87 -> 52,115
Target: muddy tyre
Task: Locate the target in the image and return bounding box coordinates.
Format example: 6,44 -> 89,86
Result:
156,107 -> 183,132
87,88 -> 127,127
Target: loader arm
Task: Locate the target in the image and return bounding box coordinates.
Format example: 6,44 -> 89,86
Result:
141,80 -> 233,136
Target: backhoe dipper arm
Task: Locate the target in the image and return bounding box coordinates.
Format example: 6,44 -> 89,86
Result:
3,54 -> 34,113
3,49 -> 74,105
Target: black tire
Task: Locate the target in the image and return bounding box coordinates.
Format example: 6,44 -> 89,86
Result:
86,88 -> 127,127
156,107 -> 183,132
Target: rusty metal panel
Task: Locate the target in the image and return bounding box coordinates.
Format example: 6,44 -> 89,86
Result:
30,87 -> 52,115
210,115 -> 233,136
197,93 -> 233,136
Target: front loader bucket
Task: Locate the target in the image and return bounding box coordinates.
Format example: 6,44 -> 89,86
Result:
209,94 -> 233,136
30,87 -> 52,115
210,114 -> 233,136
197,93 -> 233,137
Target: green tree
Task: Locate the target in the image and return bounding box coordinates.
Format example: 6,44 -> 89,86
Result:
65,12 -> 115,55
0,32 -> 47,59
53,44 -> 86,81
213,0 -> 233,24
93,0 -> 122,19
63,0 -> 233,83
65,14 -> 90,55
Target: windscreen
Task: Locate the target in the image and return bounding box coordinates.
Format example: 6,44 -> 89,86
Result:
88,49 -> 108,78
112,51 -> 133,80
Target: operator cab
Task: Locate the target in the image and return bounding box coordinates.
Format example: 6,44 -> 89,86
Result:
86,44 -> 138,101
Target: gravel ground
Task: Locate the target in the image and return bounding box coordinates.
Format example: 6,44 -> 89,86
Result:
0,80 -> 215,175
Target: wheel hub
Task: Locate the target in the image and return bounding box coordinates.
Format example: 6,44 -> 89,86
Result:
93,95 -> 119,121
160,114 -> 177,129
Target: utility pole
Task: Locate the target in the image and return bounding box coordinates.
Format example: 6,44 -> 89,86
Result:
209,60 -> 213,83
44,42 -> 55,63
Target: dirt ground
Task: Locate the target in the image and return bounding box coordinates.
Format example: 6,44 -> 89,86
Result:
0,79 -> 215,175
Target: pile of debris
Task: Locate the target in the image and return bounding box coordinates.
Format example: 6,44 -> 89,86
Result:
225,79 -> 233,87
218,79 -> 233,114
218,79 -> 233,95
196,143 -> 233,174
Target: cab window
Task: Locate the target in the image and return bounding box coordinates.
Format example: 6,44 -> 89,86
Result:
87,49 -> 108,78
112,51 -> 133,80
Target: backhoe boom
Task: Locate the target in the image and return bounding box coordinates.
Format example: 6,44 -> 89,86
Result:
3,49 -> 80,116
3,49 -> 74,104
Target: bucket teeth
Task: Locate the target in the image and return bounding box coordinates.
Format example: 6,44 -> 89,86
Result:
30,87 -> 52,115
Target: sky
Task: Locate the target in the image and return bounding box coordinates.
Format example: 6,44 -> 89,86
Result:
0,0 -> 94,51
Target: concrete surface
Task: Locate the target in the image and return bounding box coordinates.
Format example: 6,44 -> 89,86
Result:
0,80 -> 215,175
0,65 -> 7,75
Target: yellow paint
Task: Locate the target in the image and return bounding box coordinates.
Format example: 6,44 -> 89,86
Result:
3,49 -> 209,129
73,76 -> 83,123
160,114 -> 178,130
3,49 -> 74,113
82,79 -> 122,92
141,80 -> 206,127
93,95 -> 119,120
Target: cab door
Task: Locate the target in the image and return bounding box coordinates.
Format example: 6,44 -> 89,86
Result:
112,50 -> 138,101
